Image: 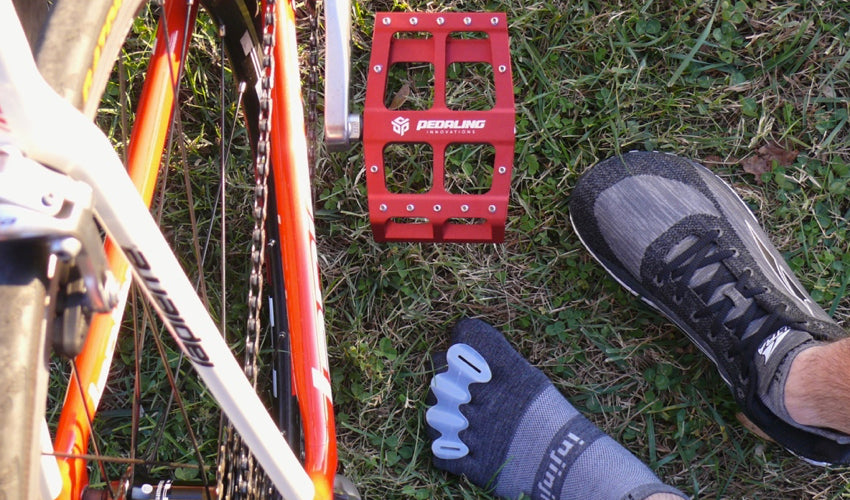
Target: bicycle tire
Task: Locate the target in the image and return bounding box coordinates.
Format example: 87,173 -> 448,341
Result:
11,1 -> 301,497
33,0 -> 149,120
0,242 -> 51,499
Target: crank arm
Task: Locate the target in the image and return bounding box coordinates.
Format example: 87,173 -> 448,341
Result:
324,0 -> 361,150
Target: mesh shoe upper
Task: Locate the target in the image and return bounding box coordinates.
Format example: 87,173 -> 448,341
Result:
569,151 -> 850,465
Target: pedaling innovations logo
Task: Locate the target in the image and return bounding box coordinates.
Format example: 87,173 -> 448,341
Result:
391,116 -> 487,136
391,116 -> 410,136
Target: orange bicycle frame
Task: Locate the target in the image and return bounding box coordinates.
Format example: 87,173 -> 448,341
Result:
50,0 -> 337,498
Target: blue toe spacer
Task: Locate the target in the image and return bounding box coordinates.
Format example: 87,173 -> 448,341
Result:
426,343 -> 492,460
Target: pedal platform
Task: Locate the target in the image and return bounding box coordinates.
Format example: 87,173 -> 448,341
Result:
363,12 -> 515,243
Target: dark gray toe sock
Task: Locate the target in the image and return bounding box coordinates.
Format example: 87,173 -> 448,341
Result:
427,318 -> 688,500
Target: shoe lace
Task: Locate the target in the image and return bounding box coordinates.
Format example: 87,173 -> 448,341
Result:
657,229 -> 788,384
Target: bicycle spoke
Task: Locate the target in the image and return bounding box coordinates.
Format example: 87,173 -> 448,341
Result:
218,28 -> 229,338
118,56 -> 130,161
211,82 -> 247,341
141,296 -> 212,491
49,452 -> 202,471
69,360 -> 118,498
130,287 -> 143,488
174,116 -> 211,305
135,5 -> 218,478
34,3 -> 299,498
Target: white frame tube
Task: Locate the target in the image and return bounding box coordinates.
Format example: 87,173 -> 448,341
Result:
0,2 -> 314,498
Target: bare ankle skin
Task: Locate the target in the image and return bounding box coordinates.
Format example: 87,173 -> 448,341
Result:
646,493 -> 686,500
784,338 -> 850,435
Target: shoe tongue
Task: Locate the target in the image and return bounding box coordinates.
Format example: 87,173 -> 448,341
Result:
666,235 -> 698,262
756,327 -> 819,430
755,326 -> 811,369
665,236 -> 766,337
665,235 -> 722,290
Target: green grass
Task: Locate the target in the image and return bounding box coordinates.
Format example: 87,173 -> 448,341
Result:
321,1 -> 850,498
46,0 -> 850,498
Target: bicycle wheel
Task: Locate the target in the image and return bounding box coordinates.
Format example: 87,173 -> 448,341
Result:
8,0 -> 304,498
0,242 -> 51,499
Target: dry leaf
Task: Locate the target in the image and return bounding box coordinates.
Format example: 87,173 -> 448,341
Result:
758,141 -> 798,167
388,83 -> 411,110
736,412 -> 775,442
739,141 -> 798,183
741,155 -> 770,180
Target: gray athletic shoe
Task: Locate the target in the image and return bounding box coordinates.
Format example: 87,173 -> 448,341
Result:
569,151 -> 850,465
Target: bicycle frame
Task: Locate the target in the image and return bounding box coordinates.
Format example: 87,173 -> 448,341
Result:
0,0 -> 336,498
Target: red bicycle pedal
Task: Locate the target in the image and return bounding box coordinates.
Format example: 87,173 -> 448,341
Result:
363,12 -> 515,243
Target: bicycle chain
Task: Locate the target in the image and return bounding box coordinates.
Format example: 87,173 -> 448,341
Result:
218,0 -> 321,497
217,0 -> 277,498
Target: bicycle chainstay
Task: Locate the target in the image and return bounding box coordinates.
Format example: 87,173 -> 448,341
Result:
217,0 -> 278,498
